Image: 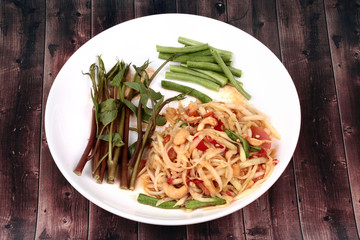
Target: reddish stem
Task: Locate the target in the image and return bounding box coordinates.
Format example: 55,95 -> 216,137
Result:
74,108 -> 96,175
120,108 -> 130,189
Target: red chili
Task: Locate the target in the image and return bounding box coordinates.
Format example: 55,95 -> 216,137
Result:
203,112 -> 224,131
194,137 -> 208,151
214,120 -> 224,131
253,148 -> 267,158
273,159 -> 279,165
226,191 -> 233,197
193,179 -> 203,184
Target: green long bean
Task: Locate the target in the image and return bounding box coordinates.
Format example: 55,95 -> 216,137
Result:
178,36 -> 232,57
161,80 -> 212,103
210,49 -> 251,99
170,65 -> 223,86
224,129 -> 250,158
184,197 -> 226,209
137,193 -> 180,209
165,72 -> 220,91
189,68 -> 228,87
186,61 -> 242,77
158,52 -> 231,64
156,43 -> 209,53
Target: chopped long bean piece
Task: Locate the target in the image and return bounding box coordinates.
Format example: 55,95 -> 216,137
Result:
165,72 -> 220,91
161,80 -> 212,103
184,197 -> 226,209
158,52 -> 231,64
156,43 -> 209,53
210,49 -> 251,99
178,36 -> 232,57
187,49 -> 232,59
137,194 -> 180,209
189,68 -> 228,87
187,61 -> 242,77
224,129 -> 250,158
170,65 -> 222,85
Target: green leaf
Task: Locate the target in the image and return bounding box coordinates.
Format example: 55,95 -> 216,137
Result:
138,83 -> 150,107
133,60 -> 150,77
99,133 -> 124,147
124,99 -> 137,115
154,95 -> 164,111
97,55 -> 105,72
110,66 -> 126,87
142,110 -> 166,126
141,110 -> 151,123
143,106 -> 153,116
149,88 -> 163,101
155,115 -> 167,126
99,98 -> 119,126
124,82 -> 141,92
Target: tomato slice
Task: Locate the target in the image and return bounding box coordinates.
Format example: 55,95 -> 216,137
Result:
167,147 -> 177,160
251,126 -> 271,149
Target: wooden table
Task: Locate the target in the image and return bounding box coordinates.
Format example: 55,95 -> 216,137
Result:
1,0 -> 359,239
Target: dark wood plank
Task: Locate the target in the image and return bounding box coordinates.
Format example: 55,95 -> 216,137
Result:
35,1 -> 91,239
277,0 -> 358,238
138,224 -> 188,240
0,1 -> 44,239
199,0 -> 227,21
324,0 -> 360,234
134,0 -> 176,17
88,1 -> 138,239
187,212 -> 245,240
92,0 -> 134,36
88,207 -> 137,240
228,1 -> 302,239
177,0 -> 227,21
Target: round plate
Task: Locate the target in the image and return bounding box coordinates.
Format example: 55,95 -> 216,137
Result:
45,13 -> 301,225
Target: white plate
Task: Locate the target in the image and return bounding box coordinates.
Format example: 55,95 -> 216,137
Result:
45,14 -> 301,225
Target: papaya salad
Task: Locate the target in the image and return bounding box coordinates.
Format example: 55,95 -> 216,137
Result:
137,98 -> 280,210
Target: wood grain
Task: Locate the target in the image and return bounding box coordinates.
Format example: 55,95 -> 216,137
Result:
0,0 -> 44,239
92,0 -> 134,37
324,0 -> 360,233
228,1 -> 302,239
277,0 -> 358,238
187,212 -> 245,240
35,1 -> 91,239
87,1 -> 138,239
